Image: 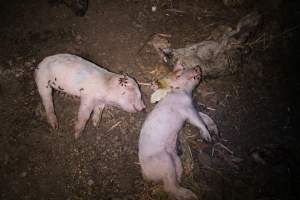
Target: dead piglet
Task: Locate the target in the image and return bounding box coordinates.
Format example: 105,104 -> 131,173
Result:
139,62 -> 218,200
35,54 -> 145,138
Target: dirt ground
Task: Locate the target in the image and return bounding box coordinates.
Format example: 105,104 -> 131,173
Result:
0,0 -> 300,199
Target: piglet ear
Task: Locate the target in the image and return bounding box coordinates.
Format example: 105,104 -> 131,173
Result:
173,60 -> 184,72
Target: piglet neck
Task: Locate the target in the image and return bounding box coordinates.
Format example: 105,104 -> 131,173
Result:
172,88 -> 193,96
103,92 -> 118,104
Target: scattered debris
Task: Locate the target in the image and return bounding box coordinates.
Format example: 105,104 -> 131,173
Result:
106,121 -> 122,133
165,8 -> 186,14
251,151 -> 267,165
137,82 -> 152,86
212,142 -> 243,170
199,103 -> 216,111
212,142 -> 234,155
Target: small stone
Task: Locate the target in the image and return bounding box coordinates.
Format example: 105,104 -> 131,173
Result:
87,179 -> 94,186
4,154 -> 9,165
120,129 -> 126,134
132,21 -> 142,29
113,152 -> 118,158
151,6 -> 157,12
21,171 -> 27,177
8,60 -> 13,66
76,35 -> 82,40
96,135 -> 101,140
25,61 -> 32,67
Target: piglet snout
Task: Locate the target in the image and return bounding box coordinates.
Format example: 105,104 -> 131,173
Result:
194,66 -> 202,75
192,66 -> 202,80
135,101 -> 146,112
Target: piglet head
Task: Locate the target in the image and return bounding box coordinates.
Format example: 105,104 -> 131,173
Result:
152,61 -> 202,93
111,75 -> 145,113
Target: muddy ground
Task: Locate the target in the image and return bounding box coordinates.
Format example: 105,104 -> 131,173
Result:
0,0 -> 300,199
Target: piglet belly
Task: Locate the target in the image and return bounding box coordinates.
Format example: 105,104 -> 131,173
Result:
139,133 -> 164,156
139,109 -> 184,156
139,126 -> 177,157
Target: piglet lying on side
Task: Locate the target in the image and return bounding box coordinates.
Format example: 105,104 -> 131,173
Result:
35,54 -> 145,138
139,62 -> 218,200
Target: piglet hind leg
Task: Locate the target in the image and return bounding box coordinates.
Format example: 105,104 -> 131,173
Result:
92,104 -> 105,127
162,154 -> 198,200
143,152 -> 197,200
36,83 -> 58,129
171,152 -> 183,182
74,97 -> 94,139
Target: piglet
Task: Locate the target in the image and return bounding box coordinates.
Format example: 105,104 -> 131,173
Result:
138,62 -> 218,200
35,54 -> 145,138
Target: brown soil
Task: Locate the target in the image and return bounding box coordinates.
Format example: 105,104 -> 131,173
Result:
0,0 -> 299,200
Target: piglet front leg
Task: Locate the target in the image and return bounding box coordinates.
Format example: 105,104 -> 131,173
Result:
185,106 -> 212,142
198,112 -> 219,136
92,104 -> 105,127
36,81 -> 58,130
74,97 -> 94,139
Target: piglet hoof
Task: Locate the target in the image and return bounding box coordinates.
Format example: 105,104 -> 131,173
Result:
74,124 -> 83,139
92,121 -> 98,128
92,118 -> 100,127
49,118 -> 58,130
74,131 -> 81,139
208,124 -> 219,136
200,131 -> 212,143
